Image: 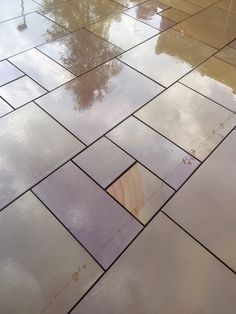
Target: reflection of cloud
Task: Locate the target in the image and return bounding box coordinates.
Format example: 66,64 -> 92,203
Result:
0,258 -> 41,313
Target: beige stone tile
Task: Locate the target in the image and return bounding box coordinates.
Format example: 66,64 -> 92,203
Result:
181,57 -> 236,113
10,49 -> 75,91
0,12 -> 68,60
38,29 -> 122,76
72,213 -> 236,314
174,7 -> 236,49
0,192 -> 102,314
125,6 -> 176,30
215,46 -> 236,67
39,0 -> 124,31
119,29 -> 216,87
215,0 -> 236,14
107,163 -> 174,224
140,0 -> 170,13
164,131 -> 236,271
136,83 -> 236,161
159,7 -> 190,22
230,39 -> 236,49
107,117 -> 200,189
187,0 -> 219,7
0,76 -> 46,108
86,13 -> 158,50
156,0 -> 201,14
113,0 -> 146,7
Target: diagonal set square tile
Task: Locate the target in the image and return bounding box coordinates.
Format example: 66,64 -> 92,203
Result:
107,116 -> 200,189
73,137 -> 134,188
33,162 -> 143,269
107,163 -> 174,224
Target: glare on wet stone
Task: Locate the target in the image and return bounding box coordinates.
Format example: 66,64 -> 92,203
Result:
1,0 -> 236,313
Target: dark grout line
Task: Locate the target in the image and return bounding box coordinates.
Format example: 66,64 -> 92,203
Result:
30,189 -> 106,272
105,160 -> 136,190
105,136 -> 176,191
179,81 -> 236,115
133,115 -> 202,163
71,160 -> 145,227
68,126 -> 236,312
163,212 -> 236,274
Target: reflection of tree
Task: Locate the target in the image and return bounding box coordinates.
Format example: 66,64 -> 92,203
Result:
65,59 -> 122,111
40,0 -> 122,31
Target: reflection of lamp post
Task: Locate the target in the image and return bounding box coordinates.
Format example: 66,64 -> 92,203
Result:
17,0 -> 27,31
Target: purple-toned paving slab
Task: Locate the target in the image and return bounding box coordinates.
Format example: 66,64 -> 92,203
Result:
33,162 -> 143,269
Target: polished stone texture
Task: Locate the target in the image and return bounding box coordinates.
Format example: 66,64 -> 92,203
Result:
0,103 -> 84,209
86,13 -> 158,50
136,83 -> 236,160
119,29 -> 216,87
107,163 -> 174,224
164,131 -> 236,271
0,61 -> 23,86
181,57 -> 236,113
108,117 -> 200,189
0,76 -> 46,108
36,59 -> 162,144
174,7 -> 236,49
74,137 -> 134,188
0,98 -> 12,117
72,213 -> 236,314
10,49 -> 75,91
38,29 -> 122,75
1,0 -> 236,312
0,13 -> 68,60
39,0 -> 125,31
0,192 -> 102,314
33,162 -> 142,269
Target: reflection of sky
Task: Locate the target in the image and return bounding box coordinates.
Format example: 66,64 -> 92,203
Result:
0,104 -> 80,208
182,70 -> 236,112
0,13 -> 66,60
0,0 -> 39,22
